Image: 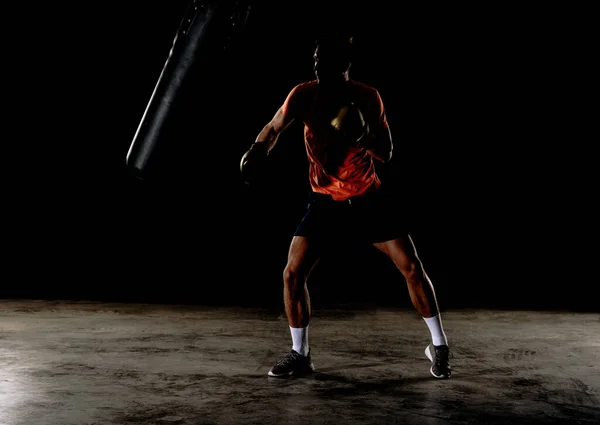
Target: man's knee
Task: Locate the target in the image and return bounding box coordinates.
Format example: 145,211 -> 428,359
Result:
399,260 -> 423,283
283,265 -> 304,292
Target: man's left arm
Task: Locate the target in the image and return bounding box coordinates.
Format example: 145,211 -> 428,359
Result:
358,90 -> 393,163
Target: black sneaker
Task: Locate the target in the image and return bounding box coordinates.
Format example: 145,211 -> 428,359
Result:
268,349 -> 315,377
425,344 -> 453,379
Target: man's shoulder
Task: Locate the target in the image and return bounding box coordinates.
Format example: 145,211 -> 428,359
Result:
282,80 -> 316,112
285,80 -> 317,106
291,80 -> 318,94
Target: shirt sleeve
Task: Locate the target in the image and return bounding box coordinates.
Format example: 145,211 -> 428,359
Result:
281,83 -> 306,119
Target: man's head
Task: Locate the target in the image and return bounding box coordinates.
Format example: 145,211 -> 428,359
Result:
313,34 -> 353,84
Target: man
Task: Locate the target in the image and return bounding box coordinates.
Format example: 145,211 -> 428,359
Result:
240,34 -> 452,379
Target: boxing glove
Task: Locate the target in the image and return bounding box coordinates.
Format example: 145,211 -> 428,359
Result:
240,142 -> 270,185
330,102 -> 369,146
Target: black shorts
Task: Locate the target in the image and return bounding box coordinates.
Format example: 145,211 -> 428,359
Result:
294,185 -> 407,245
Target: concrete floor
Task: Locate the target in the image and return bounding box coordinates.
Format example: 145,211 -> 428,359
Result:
0,300 -> 598,425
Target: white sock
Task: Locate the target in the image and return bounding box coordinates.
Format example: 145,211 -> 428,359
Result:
423,314 -> 448,346
290,325 -> 309,356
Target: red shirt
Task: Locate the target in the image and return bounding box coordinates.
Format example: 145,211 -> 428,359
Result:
281,79 -> 389,201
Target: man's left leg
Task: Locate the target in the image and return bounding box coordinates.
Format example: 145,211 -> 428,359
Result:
373,235 -> 452,379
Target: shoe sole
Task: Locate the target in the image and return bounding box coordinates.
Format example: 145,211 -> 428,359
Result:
267,363 -> 315,378
425,344 -> 450,379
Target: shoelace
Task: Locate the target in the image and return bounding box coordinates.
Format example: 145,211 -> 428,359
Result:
275,351 -> 299,367
434,347 -> 453,370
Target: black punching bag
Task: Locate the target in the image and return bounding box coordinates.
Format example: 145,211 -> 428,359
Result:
126,1 -> 251,180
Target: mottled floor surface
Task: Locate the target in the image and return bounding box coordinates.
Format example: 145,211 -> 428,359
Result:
0,300 -> 598,425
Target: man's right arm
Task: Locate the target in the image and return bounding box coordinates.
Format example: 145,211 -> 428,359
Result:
254,83 -> 304,148
240,84 -> 303,184
254,105 -> 293,149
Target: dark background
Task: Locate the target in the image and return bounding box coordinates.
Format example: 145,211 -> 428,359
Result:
4,2 -> 595,311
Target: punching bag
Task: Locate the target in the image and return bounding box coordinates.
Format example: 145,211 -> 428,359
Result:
126,0 -> 251,180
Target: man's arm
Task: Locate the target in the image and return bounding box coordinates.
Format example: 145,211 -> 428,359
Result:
240,85 -> 302,184
254,105 -> 295,149
358,90 -> 393,163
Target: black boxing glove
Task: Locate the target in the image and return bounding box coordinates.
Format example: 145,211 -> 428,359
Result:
330,102 -> 369,146
240,142 -> 270,185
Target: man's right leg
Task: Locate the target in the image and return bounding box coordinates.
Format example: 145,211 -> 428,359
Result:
268,235 -> 321,377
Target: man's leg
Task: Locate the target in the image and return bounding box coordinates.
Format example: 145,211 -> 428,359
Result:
373,235 -> 452,379
268,235 -> 321,377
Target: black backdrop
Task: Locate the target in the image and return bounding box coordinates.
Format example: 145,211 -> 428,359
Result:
4,1 -> 595,312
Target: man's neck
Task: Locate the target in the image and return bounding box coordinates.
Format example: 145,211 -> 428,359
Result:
318,77 -> 350,88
